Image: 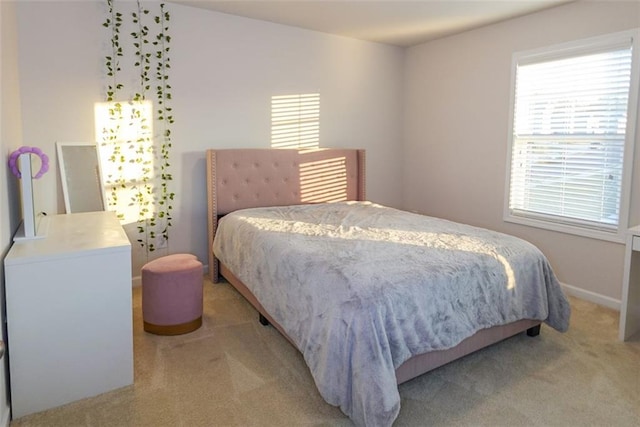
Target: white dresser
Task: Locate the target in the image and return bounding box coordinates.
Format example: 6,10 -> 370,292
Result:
4,211 -> 133,418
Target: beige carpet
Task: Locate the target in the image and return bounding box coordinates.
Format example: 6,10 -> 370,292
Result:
11,278 -> 640,426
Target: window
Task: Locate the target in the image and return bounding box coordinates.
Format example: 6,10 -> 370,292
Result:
94,100 -> 156,224
505,31 -> 639,242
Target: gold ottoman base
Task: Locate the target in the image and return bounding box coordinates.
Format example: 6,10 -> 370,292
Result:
144,316 -> 202,336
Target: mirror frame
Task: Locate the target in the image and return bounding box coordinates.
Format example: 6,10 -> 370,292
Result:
56,142 -> 106,213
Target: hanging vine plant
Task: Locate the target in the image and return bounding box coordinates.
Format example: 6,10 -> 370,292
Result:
103,0 -> 123,103
153,2 -> 175,244
101,0 -> 125,218
130,0 -> 157,251
100,0 -> 175,254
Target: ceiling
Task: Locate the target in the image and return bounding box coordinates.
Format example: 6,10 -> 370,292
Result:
168,0 -> 574,47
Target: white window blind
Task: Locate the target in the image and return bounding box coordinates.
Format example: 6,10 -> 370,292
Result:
506,32 -> 637,238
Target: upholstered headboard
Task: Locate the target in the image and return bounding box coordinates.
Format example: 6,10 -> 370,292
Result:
206,148 -> 366,281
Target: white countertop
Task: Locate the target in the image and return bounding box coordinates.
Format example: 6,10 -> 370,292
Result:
5,211 -> 131,265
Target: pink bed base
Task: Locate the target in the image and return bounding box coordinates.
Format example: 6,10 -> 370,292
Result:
206,148 -> 540,385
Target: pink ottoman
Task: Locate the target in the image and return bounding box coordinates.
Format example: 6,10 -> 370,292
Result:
142,254 -> 203,335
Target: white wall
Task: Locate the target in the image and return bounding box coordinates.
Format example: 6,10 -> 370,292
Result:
13,1 -> 405,274
1,1 -> 23,424
403,0 -> 640,305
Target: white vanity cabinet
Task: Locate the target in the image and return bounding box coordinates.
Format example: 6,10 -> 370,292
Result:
4,211 -> 133,418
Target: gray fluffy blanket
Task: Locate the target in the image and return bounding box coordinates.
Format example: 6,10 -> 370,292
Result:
213,202 -> 571,426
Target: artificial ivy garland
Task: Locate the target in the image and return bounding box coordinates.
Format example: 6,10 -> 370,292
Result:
102,0 -> 174,253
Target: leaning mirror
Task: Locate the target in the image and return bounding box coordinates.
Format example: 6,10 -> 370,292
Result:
56,142 -> 105,213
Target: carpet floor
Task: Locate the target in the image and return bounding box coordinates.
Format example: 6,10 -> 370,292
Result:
10,278 -> 640,426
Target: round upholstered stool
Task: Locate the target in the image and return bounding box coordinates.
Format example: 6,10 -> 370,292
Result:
142,253 -> 203,335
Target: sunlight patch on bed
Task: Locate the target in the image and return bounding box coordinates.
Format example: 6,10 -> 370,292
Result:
237,214 -> 517,290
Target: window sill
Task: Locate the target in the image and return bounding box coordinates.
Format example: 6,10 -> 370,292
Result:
503,214 -> 625,244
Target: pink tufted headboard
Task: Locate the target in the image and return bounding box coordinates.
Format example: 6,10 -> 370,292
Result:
206,148 -> 366,282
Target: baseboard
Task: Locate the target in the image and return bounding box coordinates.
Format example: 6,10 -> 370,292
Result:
132,275 -> 142,288
560,281 -> 620,311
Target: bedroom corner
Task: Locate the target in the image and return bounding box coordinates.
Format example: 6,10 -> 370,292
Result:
1,1 -> 24,426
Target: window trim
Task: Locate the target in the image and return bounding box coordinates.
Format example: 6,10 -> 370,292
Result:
503,29 -> 640,243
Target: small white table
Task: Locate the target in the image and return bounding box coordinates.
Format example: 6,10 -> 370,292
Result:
4,211 -> 133,418
620,225 -> 640,340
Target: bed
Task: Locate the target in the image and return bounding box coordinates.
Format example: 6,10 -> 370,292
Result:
206,148 -> 571,426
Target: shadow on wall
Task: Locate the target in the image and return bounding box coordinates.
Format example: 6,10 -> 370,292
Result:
184,151 -> 208,269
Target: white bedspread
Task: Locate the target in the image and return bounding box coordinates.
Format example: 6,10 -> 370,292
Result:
213,201 -> 571,426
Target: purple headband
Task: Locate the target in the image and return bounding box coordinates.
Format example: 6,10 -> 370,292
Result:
8,146 -> 49,179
